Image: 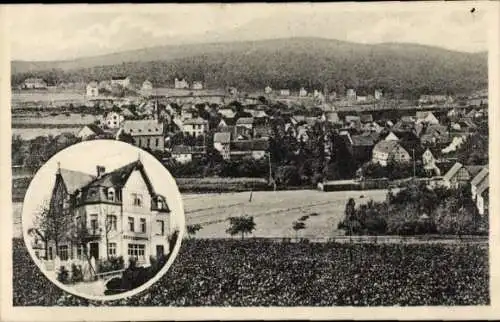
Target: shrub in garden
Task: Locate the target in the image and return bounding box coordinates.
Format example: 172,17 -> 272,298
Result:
57,266 -> 69,284
71,264 -> 83,283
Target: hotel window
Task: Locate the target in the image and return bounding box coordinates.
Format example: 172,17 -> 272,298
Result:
58,245 -> 69,261
128,217 -> 135,232
156,220 -> 164,235
107,189 -> 115,201
128,244 -> 145,261
108,243 -> 117,257
107,215 -> 117,231
155,138 -> 159,147
147,138 -> 151,146
140,218 -> 146,233
90,214 -> 98,231
132,193 -> 143,207
76,245 -> 85,260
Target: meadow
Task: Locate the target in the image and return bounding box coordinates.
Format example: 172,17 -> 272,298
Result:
12,127 -> 81,140
11,90 -> 86,108
13,189 -> 390,239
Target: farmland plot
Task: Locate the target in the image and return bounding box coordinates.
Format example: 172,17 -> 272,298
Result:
183,189 -> 390,239
13,189 -> 391,239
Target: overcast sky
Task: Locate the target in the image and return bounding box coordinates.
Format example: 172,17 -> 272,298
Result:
6,2 -> 494,61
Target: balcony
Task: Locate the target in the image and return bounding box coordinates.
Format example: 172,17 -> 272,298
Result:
84,227 -> 102,240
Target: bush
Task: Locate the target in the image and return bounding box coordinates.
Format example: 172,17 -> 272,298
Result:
57,266 -> 69,284
71,264 -> 83,283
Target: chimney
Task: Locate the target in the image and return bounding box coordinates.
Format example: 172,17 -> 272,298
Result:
96,165 -> 106,178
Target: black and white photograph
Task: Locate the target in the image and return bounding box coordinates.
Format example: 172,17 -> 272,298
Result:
20,140 -> 184,300
2,1 -> 499,320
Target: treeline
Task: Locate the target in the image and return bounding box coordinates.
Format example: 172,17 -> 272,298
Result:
338,183 -> 487,236
11,38 -> 487,98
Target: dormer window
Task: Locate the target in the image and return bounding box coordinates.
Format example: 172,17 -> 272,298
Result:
107,188 -> 115,202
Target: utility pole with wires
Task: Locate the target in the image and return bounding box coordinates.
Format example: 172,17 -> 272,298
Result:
412,148 -> 416,178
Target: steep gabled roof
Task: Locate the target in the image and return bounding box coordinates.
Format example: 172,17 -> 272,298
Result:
83,124 -> 105,135
231,139 -> 269,151
471,167 -> 489,187
184,117 -> 208,125
360,114 -> 373,123
351,135 -> 375,147
214,132 -> 231,143
123,120 -> 164,136
477,176 -> 489,195
84,160 -> 155,196
59,169 -> 96,195
236,117 -> 254,125
373,140 -> 405,154
464,165 -> 485,178
443,162 -> 463,181
172,145 -> 193,154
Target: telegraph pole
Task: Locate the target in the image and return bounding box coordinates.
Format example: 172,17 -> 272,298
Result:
412,148 -> 416,178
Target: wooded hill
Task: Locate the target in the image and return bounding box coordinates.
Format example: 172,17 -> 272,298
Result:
11,37 -> 487,98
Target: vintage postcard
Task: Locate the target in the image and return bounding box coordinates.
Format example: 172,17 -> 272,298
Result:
1,2 -> 499,321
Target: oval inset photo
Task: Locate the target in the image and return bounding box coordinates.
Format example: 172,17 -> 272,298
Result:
21,140 -> 185,301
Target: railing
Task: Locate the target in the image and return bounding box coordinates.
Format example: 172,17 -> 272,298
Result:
95,268 -> 126,280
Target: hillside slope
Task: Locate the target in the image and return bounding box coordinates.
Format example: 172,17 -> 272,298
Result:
11,38 -> 487,96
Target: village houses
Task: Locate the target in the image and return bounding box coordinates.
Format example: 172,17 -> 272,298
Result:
442,162 -> 485,189
372,140 -> 411,166
141,80 -> 153,97
213,132 -> 231,160
77,124 -> 107,140
183,117 -> 209,137
192,81 -> 203,90
416,111 -> 440,125
346,89 -> 357,101
23,78 -> 48,89
86,81 -> 99,97
280,89 -> 291,96
111,76 -> 131,88
121,119 -> 165,151
174,78 -> 189,89
171,145 -> 193,164
99,111 -> 125,129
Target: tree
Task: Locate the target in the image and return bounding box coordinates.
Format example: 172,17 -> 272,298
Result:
12,135 -> 25,166
68,213 -> 97,276
186,224 -> 202,239
292,221 -> 306,241
226,216 -> 256,240
117,131 -> 135,145
28,203 -> 52,260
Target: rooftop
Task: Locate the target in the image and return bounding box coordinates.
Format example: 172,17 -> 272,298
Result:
214,132 -> 231,144
122,120 -> 164,136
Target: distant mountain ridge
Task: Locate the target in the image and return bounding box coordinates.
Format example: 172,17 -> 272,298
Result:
11,37 -> 488,96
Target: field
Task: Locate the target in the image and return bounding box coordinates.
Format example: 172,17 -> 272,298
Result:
13,189 -> 390,239
12,113 -> 99,125
11,112 -> 98,139
11,90 -> 86,108
183,189 -> 390,239
12,127 -> 81,140
12,238 -> 489,306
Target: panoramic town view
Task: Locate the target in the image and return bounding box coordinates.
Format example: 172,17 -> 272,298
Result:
10,4 -> 490,307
